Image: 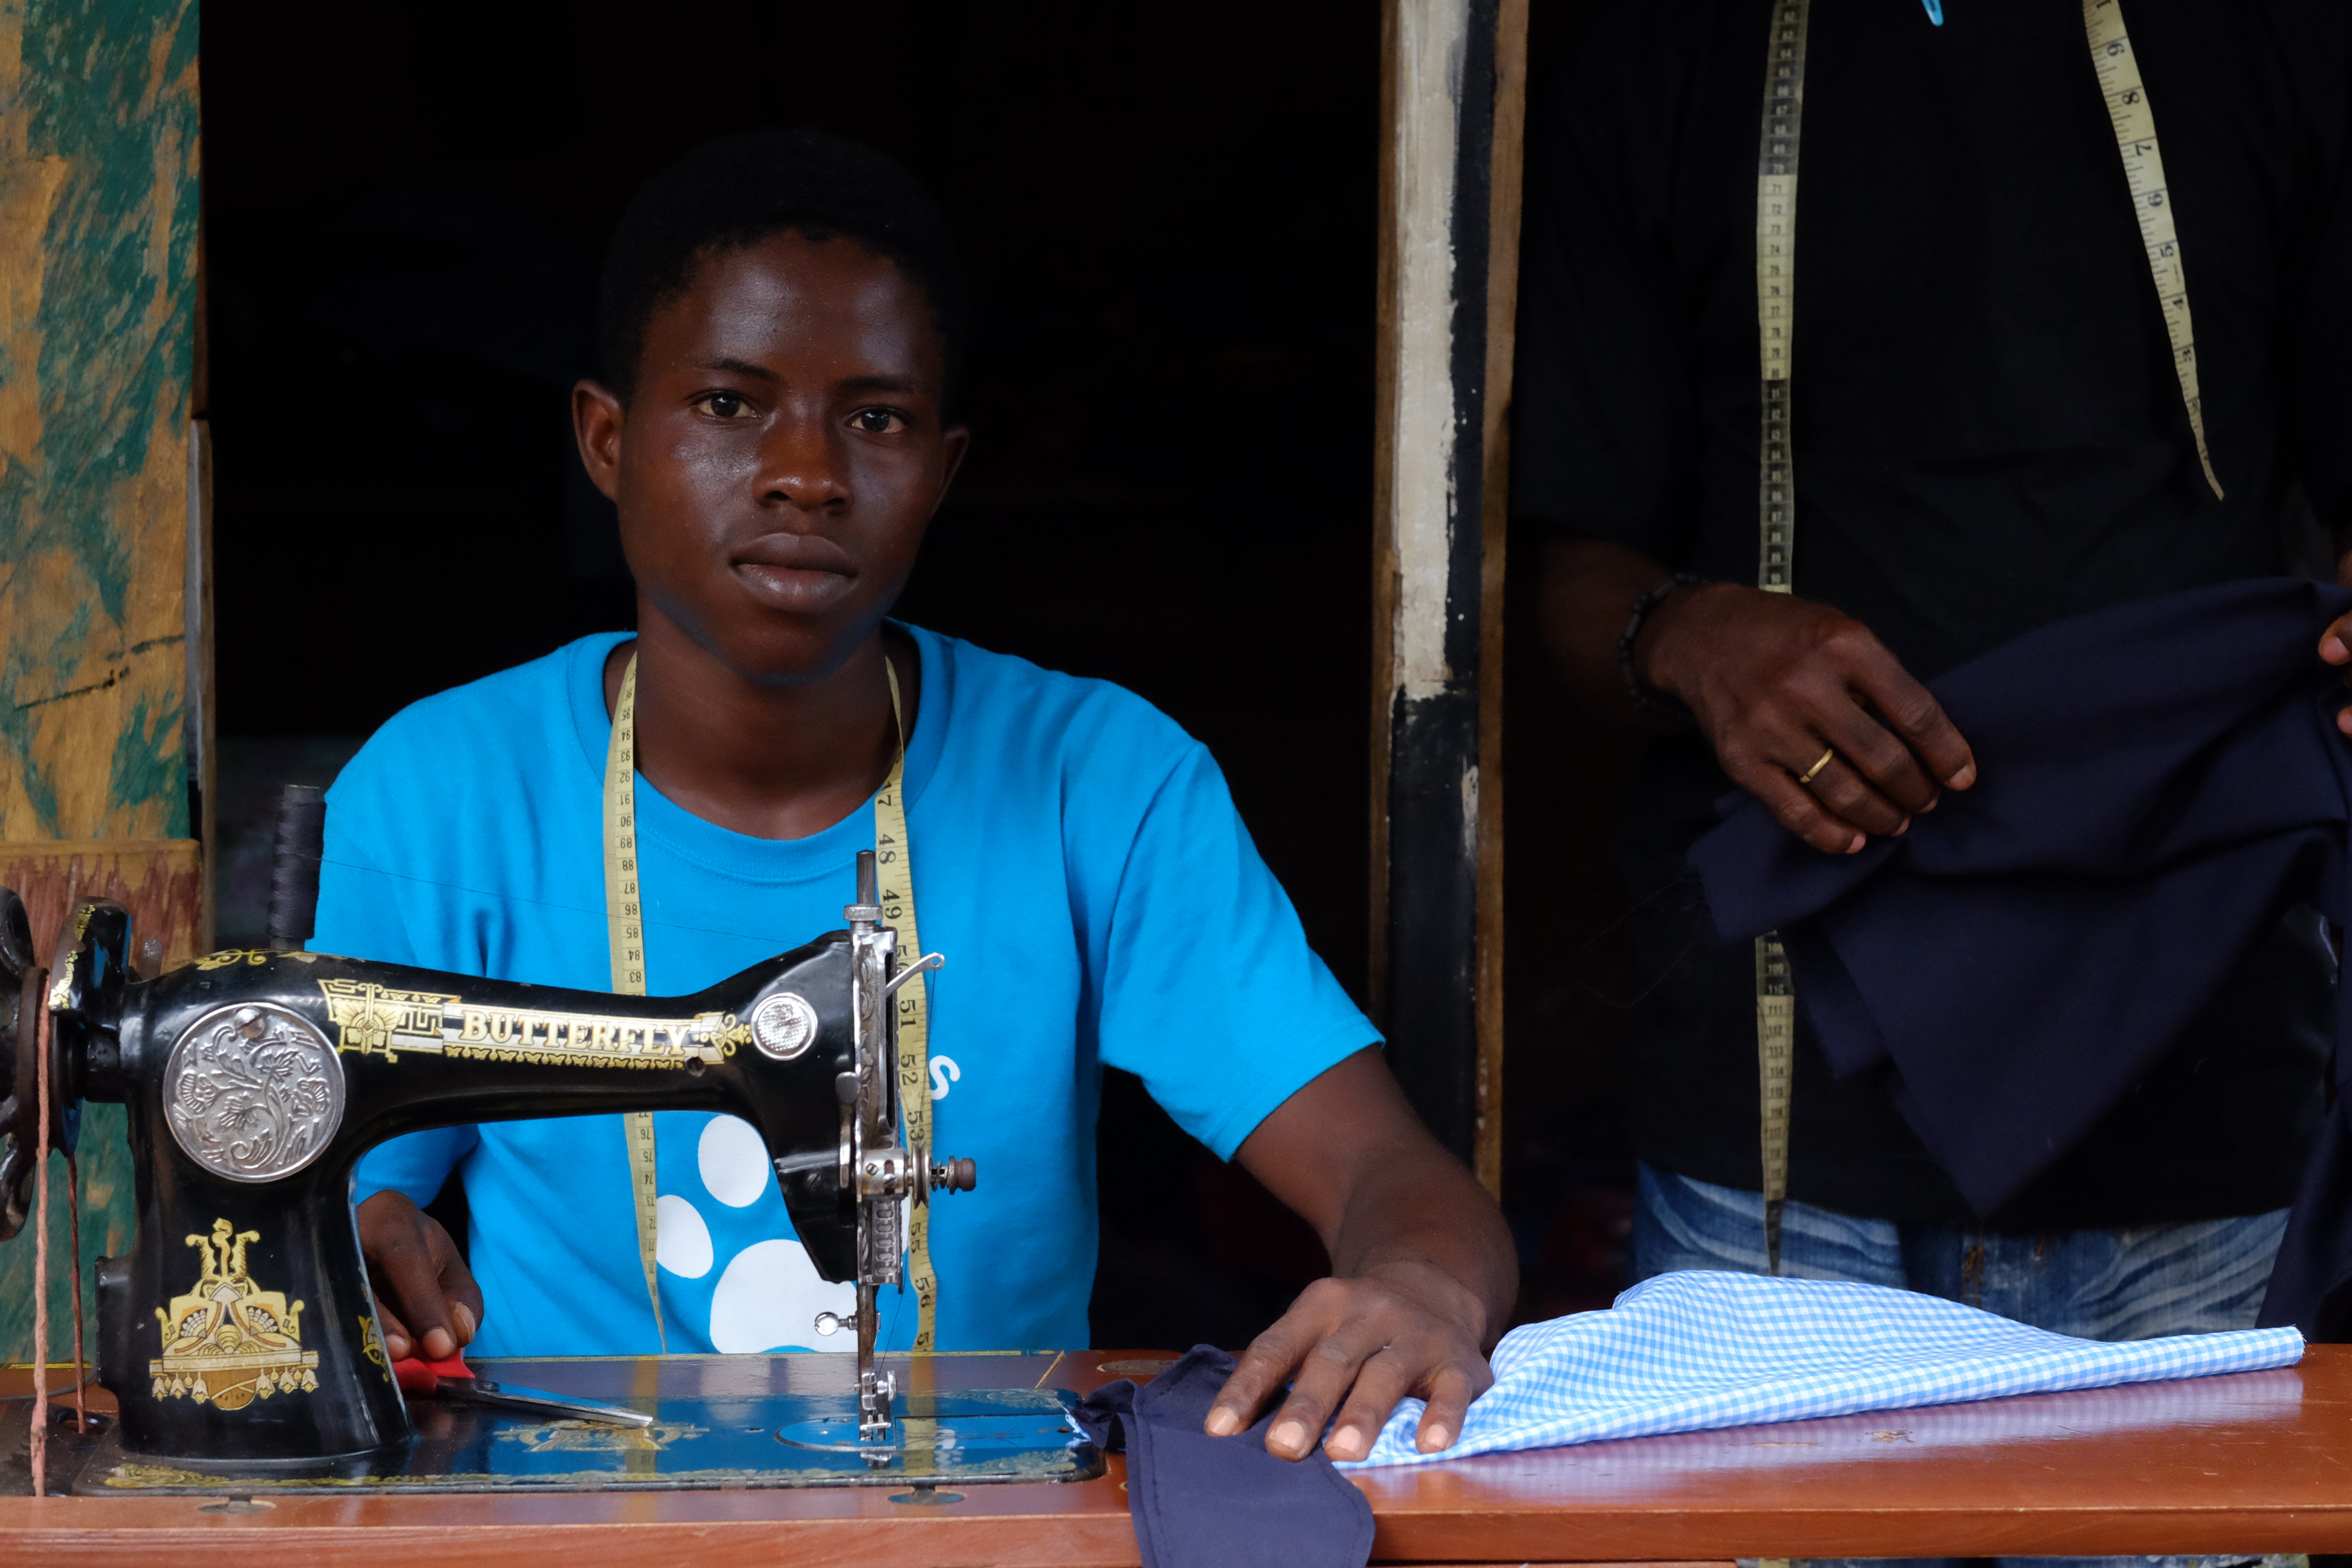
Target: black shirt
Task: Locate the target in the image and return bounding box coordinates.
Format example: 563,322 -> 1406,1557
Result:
1515,0 -> 2352,1227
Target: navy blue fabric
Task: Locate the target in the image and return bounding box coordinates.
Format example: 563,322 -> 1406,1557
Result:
1074,1346 -> 1374,1568
1517,0 -> 2352,1232
1685,577 -> 2352,1336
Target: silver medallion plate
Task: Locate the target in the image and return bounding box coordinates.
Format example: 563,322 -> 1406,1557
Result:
164,1003 -> 346,1182
749,992 -> 820,1061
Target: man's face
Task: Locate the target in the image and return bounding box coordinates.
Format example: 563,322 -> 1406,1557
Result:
574,230 -> 968,683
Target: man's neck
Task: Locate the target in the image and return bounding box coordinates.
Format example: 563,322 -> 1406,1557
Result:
602,614 -> 918,842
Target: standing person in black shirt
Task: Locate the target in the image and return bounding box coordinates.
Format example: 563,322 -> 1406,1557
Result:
1522,0 -> 2352,1338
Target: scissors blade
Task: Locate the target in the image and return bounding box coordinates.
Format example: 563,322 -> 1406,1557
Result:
431,1377 -> 656,1428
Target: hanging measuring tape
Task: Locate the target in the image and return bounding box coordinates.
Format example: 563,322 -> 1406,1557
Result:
602,658 -> 666,1350
603,649 -> 943,1352
875,658 -> 942,1350
2083,0 -> 2225,502
1750,0 -> 1810,1279
1745,0 -> 2219,1273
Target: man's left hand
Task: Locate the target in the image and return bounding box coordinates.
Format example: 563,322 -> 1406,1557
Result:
1202,1048 -> 1515,1460
1205,1256 -> 1494,1460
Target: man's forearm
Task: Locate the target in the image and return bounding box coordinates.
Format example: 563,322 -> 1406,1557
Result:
1219,1050 -> 1518,1456
1328,1149 -> 1516,1349
1236,1050 -> 1517,1347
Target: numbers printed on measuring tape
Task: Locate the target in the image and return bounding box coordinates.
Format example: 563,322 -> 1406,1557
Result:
2082,0 -> 2224,500
1754,0 -> 1810,595
605,656 -> 669,1351
876,657 -> 943,1352
601,651 -> 946,1352
1751,0 -> 1813,1274
1739,2 -> 2222,1284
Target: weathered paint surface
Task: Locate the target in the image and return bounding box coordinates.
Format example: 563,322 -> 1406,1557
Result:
1,0 -> 199,843
1386,0 -> 1466,705
0,839 -> 203,968
0,0 -> 201,1361
1373,0 -> 1512,1174
0,841 -> 201,1361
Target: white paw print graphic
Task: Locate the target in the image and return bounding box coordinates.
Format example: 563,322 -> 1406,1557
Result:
655,1114 -> 854,1351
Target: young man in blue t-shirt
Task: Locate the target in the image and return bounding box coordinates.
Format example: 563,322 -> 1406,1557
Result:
321,129 -> 1513,1463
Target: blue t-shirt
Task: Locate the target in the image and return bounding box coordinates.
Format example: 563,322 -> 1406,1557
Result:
318,627 -> 1375,1358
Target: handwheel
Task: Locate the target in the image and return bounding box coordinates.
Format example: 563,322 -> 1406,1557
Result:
0,894 -> 122,1241
0,887 -> 43,1239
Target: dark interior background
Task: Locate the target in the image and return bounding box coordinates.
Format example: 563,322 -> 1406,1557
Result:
199,0 -> 1638,1347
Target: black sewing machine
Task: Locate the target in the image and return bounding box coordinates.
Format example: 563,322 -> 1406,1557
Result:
0,831 -> 1076,1491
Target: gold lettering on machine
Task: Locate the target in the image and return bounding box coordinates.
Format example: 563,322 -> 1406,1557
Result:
318,978 -> 754,1067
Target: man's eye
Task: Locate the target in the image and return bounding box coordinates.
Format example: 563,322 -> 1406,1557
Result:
851,408 -> 908,434
694,392 -> 754,419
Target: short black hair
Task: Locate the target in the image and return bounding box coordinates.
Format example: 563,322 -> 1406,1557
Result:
597,128 -> 968,405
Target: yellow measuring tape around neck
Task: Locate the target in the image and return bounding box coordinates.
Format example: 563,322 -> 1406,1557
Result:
1743,0 -> 2220,1278
2084,0 -> 2224,501
602,648 -> 941,1353
604,655 -> 665,1350
1751,0 -> 1811,1278
1754,0 -> 1807,597
875,657 -> 941,1352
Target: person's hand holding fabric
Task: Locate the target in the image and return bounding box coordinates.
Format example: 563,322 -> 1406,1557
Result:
1682,577 -> 2352,1323
1538,539 -> 1978,856
1638,575 -> 1979,853
1200,1049 -> 1513,1462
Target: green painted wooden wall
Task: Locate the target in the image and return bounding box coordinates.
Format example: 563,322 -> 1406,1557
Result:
0,0 -> 202,1364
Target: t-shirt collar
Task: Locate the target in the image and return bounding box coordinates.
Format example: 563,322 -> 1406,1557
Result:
564,621 -> 949,882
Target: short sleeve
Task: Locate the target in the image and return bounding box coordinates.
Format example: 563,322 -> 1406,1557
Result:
1089,744 -> 1379,1160
1510,0 -> 1710,560
318,702 -> 486,1208
315,717 -> 430,968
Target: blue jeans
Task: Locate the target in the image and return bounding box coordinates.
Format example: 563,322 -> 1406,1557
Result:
1638,1164 -> 2295,1568
1634,1164 -> 2287,1339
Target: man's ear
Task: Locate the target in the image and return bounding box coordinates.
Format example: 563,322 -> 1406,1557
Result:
573,380 -> 627,503
938,422 -> 972,501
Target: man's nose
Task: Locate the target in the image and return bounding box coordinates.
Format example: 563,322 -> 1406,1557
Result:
758,411 -> 849,510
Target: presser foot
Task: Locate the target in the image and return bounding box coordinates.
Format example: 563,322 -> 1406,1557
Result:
812,1297 -> 898,1456
857,1368 -> 898,1463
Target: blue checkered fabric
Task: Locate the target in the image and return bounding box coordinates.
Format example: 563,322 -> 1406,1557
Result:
1343,1270 -> 2303,1469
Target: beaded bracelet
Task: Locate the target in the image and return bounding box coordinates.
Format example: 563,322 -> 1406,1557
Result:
1617,572 -> 1702,719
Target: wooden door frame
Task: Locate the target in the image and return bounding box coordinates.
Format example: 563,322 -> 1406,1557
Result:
1369,0 -> 1529,1197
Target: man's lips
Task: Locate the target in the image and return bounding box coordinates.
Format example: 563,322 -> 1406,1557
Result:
731,533 -> 857,610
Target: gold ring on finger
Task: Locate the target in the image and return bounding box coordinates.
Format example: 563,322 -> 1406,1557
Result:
1795,747 -> 1836,787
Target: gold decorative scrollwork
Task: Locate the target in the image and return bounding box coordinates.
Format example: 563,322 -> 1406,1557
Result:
149,1218 -> 319,1409
320,978 -> 460,1061
695,1012 -> 752,1056
195,949 -> 326,969
315,980 -> 742,1069
359,1314 -> 391,1383
494,1419 -> 706,1453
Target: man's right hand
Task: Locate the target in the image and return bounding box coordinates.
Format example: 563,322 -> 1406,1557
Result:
1540,538 -> 1977,854
357,1189 -> 482,1362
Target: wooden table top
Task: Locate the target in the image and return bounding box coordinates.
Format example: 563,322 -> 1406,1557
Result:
5,1343 -> 2350,1565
